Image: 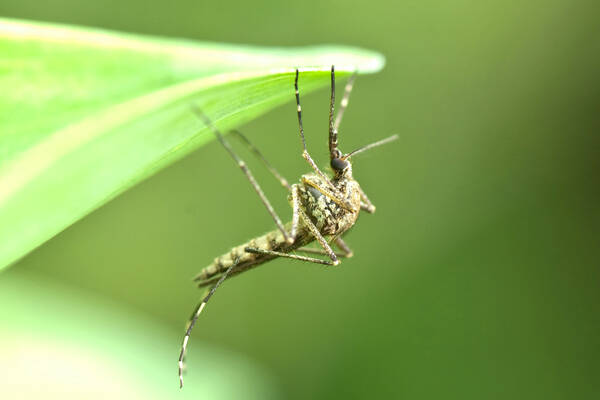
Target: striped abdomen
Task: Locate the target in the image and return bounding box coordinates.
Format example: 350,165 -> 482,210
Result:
193,223 -> 313,288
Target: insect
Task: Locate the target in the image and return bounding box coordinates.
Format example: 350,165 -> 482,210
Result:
178,66 -> 398,388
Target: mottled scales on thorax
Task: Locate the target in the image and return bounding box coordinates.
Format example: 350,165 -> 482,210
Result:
296,173 -> 361,236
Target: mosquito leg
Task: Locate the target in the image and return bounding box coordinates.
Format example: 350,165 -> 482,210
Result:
229,129 -> 291,191
333,71 -> 358,133
178,259 -> 238,388
297,206 -> 339,265
244,247 -> 336,266
294,248 -> 348,258
289,184 -> 301,241
192,107 -> 293,244
334,237 -> 354,257
360,202 -> 374,213
358,186 -> 376,213
294,69 -> 339,194
297,237 -> 353,258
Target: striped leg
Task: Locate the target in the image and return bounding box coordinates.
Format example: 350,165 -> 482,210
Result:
192,107 -> 293,244
178,260 -> 238,388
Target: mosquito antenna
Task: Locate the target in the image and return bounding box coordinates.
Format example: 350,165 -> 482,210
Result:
328,65 -> 340,160
342,134 -> 399,160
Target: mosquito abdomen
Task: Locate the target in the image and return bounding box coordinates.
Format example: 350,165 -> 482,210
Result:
193,224 -> 309,286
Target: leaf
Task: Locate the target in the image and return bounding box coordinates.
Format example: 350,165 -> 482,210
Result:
0,18 -> 385,270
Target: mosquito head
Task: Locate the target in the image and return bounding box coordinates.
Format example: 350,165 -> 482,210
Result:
331,153 -> 352,179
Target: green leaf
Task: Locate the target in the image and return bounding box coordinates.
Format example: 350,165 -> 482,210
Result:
0,18 -> 384,270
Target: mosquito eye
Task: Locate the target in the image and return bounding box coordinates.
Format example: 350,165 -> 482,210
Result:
331,158 -> 349,171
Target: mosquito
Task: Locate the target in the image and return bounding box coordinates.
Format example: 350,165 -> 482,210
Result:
178,66 -> 398,388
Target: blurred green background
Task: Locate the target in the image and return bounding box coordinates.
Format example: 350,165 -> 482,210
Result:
1,0 -> 599,399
